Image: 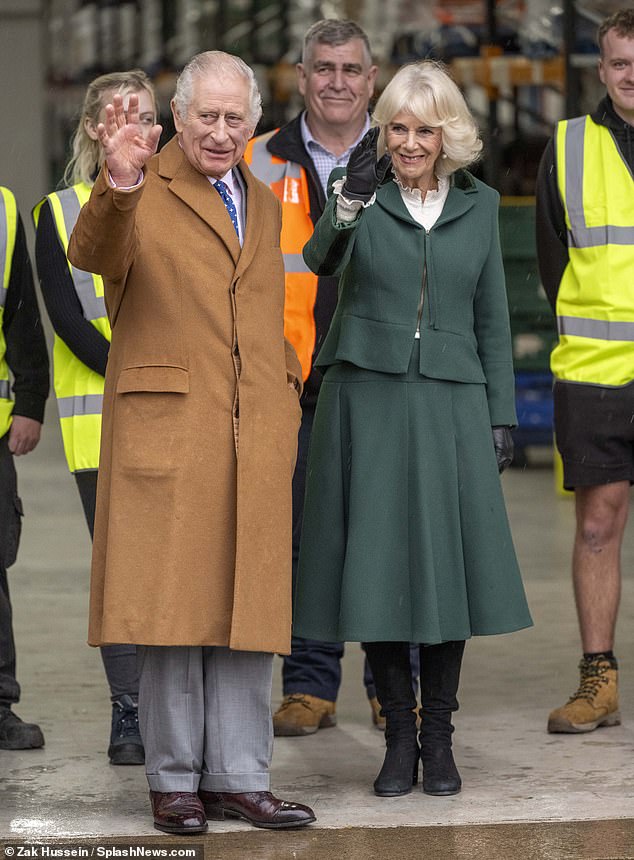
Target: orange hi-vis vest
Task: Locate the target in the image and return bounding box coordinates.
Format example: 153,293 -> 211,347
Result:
245,131 -> 318,381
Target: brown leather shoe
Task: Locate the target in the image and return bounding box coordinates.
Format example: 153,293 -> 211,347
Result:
199,790 -> 315,829
149,791 -> 208,834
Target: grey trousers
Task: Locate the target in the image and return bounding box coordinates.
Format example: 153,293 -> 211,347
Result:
137,645 -> 274,793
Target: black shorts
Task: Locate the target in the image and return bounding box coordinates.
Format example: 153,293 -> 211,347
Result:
554,380 -> 634,490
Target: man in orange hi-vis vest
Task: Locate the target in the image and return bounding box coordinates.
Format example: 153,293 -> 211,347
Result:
246,20 -> 420,737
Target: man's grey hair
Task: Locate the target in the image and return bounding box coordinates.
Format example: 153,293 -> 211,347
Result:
173,51 -> 262,130
302,19 -> 373,67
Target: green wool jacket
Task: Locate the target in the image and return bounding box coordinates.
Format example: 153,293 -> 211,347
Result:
303,168 -> 517,426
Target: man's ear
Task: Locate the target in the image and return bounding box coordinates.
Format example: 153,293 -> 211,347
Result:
367,64 -> 379,99
296,63 -> 307,98
171,98 -> 184,133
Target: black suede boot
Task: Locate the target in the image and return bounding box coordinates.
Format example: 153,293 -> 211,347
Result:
363,641 -> 419,797
419,640 -> 465,796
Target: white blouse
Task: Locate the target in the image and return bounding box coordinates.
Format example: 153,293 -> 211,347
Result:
393,174 -> 450,231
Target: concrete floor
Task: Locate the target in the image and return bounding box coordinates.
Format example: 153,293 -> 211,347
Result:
1,419 -> 633,859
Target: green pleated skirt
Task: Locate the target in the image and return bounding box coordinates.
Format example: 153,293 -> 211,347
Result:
293,343 -> 533,644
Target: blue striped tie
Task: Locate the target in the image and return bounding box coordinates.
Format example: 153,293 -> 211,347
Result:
214,179 -> 240,238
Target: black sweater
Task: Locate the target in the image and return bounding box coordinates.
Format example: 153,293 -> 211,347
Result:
3,213 -> 49,425
535,96 -> 634,312
35,199 -> 109,378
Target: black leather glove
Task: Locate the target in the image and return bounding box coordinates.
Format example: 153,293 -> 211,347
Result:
492,426 -> 514,473
341,127 -> 392,203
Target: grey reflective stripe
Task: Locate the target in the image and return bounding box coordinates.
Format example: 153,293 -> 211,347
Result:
55,189 -> 107,321
0,191 -> 7,309
0,380 -> 10,399
558,315 -> 634,341
283,253 -> 311,273
566,224 -> 634,247
563,117 -> 634,248
57,393 -> 103,418
249,135 -> 302,185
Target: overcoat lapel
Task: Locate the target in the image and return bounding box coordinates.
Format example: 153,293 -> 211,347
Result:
156,137 -> 241,262
234,160 -> 265,278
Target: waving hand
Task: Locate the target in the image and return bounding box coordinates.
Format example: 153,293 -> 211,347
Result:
97,92 -> 162,187
342,127 -> 392,203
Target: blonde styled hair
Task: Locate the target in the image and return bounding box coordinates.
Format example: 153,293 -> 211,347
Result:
372,61 -> 482,178
63,69 -> 157,188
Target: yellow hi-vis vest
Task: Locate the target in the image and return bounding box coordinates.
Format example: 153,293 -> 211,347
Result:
33,183 -> 111,471
0,187 -> 17,440
244,132 -> 318,381
552,115 -> 634,386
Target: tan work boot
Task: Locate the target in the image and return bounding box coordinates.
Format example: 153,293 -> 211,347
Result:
369,696 -> 386,731
273,694 -> 336,737
548,656 -> 620,733
370,697 -> 421,731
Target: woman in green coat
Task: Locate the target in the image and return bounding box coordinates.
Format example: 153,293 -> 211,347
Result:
294,61 -> 532,800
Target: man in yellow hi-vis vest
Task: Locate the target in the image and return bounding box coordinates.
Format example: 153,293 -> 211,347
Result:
536,9 -> 634,735
0,187 -> 49,750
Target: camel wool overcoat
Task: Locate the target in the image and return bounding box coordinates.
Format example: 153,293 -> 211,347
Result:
68,136 -> 302,653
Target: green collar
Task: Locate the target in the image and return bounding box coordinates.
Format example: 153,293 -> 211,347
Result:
376,169 -> 478,228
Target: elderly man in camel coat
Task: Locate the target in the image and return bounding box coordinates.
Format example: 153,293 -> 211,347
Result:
68,51 -> 315,835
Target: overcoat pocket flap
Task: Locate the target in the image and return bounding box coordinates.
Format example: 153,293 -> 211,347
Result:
116,365 -> 189,394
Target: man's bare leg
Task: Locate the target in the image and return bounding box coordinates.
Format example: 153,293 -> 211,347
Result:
573,481 -> 630,652
547,480 -> 629,733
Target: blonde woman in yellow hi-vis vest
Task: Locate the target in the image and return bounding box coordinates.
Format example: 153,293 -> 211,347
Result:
0,187 -> 49,750
536,8 -> 634,737
33,71 -> 158,766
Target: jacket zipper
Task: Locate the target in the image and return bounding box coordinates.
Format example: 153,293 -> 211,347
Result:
415,263 -> 427,336
415,229 -> 430,336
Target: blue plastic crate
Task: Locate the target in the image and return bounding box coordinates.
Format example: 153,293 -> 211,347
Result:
513,372 -> 554,448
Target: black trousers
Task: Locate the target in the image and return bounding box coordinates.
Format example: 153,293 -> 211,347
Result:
0,436 -> 23,707
74,469 -> 138,701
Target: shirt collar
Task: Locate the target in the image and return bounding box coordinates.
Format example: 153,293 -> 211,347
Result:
209,170 -> 237,195
392,173 -> 449,202
300,111 -> 371,155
